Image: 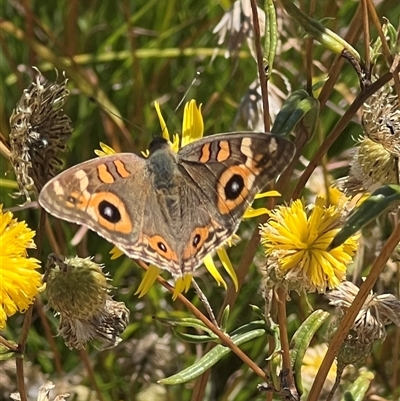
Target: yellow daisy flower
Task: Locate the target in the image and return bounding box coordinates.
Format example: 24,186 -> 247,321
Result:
0,205 -> 42,328
301,344 -> 337,396
259,197 -> 358,293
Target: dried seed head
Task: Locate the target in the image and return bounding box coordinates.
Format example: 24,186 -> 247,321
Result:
46,255 -> 110,320
9,70 -> 72,203
335,137 -> 398,196
11,381 -> 70,401
58,298 -> 130,350
121,332 -> 177,382
327,281 -> 400,367
362,84 -> 400,156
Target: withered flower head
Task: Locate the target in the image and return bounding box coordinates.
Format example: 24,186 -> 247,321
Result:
46,255 -> 110,320
335,136 -> 398,196
213,0 -> 265,60
9,70 -> 72,203
362,84 -> 400,157
11,381 -> 69,401
58,298 -> 130,350
121,332 -> 177,382
46,254 -> 129,349
327,281 -> 400,367
336,84 -> 400,196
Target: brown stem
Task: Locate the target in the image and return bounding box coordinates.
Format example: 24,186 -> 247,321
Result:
35,297 -> 63,374
276,287 -> 296,396
80,349 -> 106,401
16,306 -> 33,401
0,335 -> 19,352
250,0 -> 270,132
361,0 -> 371,81
317,3 -> 363,110
147,262 -> 268,380
307,223 -> 400,401
291,70 -> 397,200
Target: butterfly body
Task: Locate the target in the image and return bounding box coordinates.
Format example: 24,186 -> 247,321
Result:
39,133 -> 295,276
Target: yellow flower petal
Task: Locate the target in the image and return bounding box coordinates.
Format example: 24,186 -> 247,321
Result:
170,133 -> 180,153
94,142 -> 116,157
154,101 -> 170,141
243,207 -> 270,218
203,254 -> 227,289
216,248 -> 238,291
110,246 -> 124,260
135,265 -> 161,298
181,100 -> 204,147
0,206 -> 42,329
255,190 -> 281,199
172,274 -> 192,300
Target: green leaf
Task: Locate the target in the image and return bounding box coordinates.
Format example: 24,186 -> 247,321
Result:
159,328 -> 265,385
272,89 -> 318,137
220,305 -> 230,331
173,331 -> 218,344
290,310 -> 330,395
328,185 -> 400,250
264,0 -> 278,76
0,343 -> 17,361
341,371 -> 374,401
154,316 -> 216,337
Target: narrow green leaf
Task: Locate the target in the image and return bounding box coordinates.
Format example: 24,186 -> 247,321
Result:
220,305 -> 230,331
264,0 -> 277,76
154,316 -> 215,337
328,185 -> 400,250
279,0 -> 361,62
0,343 -> 17,361
290,310 -> 330,395
173,330 -> 218,344
272,89 -> 318,137
159,328 -> 265,385
230,320 -> 266,336
341,371 -> 374,401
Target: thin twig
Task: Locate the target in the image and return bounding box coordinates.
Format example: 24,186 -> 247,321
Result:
80,349 -> 106,401
16,306 -> 33,401
250,0 -> 270,132
141,261 -> 268,380
307,223 -> 400,401
361,0 -> 371,81
34,297 -> 63,374
276,287 -> 297,398
305,0 -> 316,93
192,279 -> 219,328
292,70 -> 398,200
0,335 -> 19,351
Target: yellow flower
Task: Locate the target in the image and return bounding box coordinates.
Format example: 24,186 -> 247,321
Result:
301,344 -> 337,396
0,205 -> 42,328
259,197 -> 358,293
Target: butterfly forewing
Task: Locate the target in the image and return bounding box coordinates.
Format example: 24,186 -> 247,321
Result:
39,132 -> 295,277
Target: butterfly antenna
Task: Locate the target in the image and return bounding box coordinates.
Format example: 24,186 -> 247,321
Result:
88,96 -> 145,134
174,70 -> 201,113
153,70 -> 202,140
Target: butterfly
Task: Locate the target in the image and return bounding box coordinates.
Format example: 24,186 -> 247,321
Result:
39,132 -> 295,277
